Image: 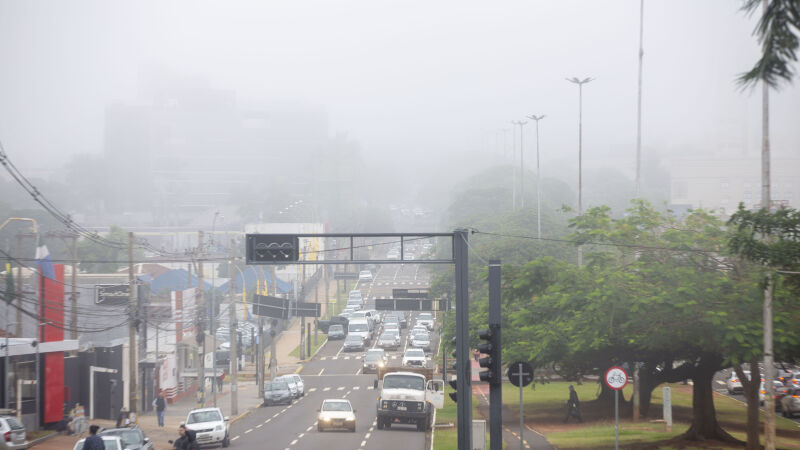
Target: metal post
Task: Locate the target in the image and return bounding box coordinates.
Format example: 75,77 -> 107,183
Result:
635,0 -> 644,197
211,216 -> 217,405
70,235 -> 78,340
269,322 -> 277,382
453,230 -> 471,450
527,115 -> 545,239
4,313 -> 9,409
229,240 -> 238,416
488,260 -> 502,450
35,342 -> 39,430
519,364 -> 524,450
197,231 -> 205,407
566,77 -> 593,266
615,389 -> 619,450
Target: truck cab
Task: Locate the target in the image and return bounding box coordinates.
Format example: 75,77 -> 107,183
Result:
374,367 -> 444,431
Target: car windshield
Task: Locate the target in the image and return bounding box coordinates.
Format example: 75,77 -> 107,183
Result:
187,410 -> 222,424
351,312 -> 366,318
379,334 -> 394,341
329,325 -> 343,332
99,430 -> 143,446
383,374 -> 425,390
418,314 -> 432,320
365,354 -> 382,362
384,330 -> 399,336
266,381 -> 288,390
349,291 -> 361,298
349,324 -> 368,332
322,401 -> 352,412
346,335 -> 362,342
406,349 -> 425,357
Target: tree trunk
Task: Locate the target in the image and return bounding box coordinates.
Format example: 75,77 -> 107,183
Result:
678,355 -> 741,444
736,358 -> 762,450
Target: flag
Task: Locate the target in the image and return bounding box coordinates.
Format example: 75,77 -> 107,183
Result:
4,263 -> 13,304
35,245 -> 56,280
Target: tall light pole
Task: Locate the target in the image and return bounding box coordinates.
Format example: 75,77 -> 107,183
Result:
635,0 -> 644,198
510,123 -> 517,211
526,115 -> 546,239
566,76 -> 594,266
511,121 -> 528,209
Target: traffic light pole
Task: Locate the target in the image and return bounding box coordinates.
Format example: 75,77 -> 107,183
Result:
454,230 -> 472,450
488,260 -> 502,450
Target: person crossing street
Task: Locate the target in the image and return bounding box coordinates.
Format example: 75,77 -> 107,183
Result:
563,385 -> 583,423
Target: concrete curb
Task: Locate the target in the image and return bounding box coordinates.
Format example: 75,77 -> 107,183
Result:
229,407 -> 255,425
298,337 -> 328,364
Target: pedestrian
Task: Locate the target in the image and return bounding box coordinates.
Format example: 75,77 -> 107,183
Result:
170,424 -> 188,450
184,428 -> 200,450
217,370 -> 225,391
83,425 -> 105,450
152,392 -> 167,427
563,385 -> 583,423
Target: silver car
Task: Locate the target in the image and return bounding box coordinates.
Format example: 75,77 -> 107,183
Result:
781,387 -> 800,417
278,375 -> 300,398
0,417 -> 27,450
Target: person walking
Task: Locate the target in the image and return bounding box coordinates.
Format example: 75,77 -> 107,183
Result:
83,425 -> 105,450
564,385 -> 583,423
153,392 -> 167,427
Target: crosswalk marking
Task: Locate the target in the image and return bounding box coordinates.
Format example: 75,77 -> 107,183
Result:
337,386 -> 345,390
323,387 -> 331,391
353,386 -> 360,390
308,388 -> 317,392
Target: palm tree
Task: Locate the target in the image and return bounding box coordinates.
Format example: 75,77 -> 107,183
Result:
738,1 -> 799,449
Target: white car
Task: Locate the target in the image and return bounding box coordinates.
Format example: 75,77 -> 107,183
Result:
410,331 -> 431,352
359,270 -> 373,282
726,370 -> 749,394
402,348 -> 427,368
74,436 -> 123,450
416,313 -> 434,330
185,407 -> 231,448
317,399 -> 357,432
280,374 -> 305,397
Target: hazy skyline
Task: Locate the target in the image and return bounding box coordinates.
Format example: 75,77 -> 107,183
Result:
1,0 -> 798,179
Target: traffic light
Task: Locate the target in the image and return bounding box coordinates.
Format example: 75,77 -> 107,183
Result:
449,336 -> 458,402
477,324 -> 501,385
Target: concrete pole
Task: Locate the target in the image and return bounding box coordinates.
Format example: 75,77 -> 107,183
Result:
229,239 -> 238,416
128,232 -> 137,413
70,235 -> 78,340
15,234 -> 22,336
453,230 -> 472,449
197,231 -> 205,406
635,0 -> 644,198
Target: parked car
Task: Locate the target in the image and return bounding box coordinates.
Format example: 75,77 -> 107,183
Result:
286,374 -> 305,397
780,387 -> 800,417
98,427 -> 153,450
263,379 -> 293,406
278,375 -> 299,398
726,370 -> 749,394
327,324 -> 346,340
73,436 -> 122,450
343,334 -> 366,352
317,399 -> 356,432
184,407 -> 230,448
0,416 -> 28,450
359,270 -> 373,282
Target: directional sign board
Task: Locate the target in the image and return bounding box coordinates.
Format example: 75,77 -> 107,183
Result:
252,294 -> 289,320
293,301 -> 322,318
95,284 -> 131,306
507,361 -> 534,387
392,288 -> 428,299
604,366 -> 629,391
375,298 -> 435,311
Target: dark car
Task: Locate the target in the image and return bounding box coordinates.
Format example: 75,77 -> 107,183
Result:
98,427 -> 154,450
362,353 -> 385,374
343,335 -> 365,352
317,315 -> 349,334
263,380 -> 292,406
327,324 -> 346,340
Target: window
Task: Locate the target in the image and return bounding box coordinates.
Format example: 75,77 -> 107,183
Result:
672,180 -> 688,199
720,179 -> 730,189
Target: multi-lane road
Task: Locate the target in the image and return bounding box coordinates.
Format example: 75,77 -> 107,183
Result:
228,262 -> 439,450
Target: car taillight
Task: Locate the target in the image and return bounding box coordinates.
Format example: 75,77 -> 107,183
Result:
732,379 -> 738,383
793,395 -> 800,399
3,431 -> 10,442
760,390 -> 766,394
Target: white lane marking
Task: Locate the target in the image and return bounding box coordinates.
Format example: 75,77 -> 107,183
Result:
360,441 -> 367,447
367,386 -> 373,390
245,429 -> 253,434
344,356 -> 351,360
306,425 -> 313,432
318,368 -> 325,376
369,426 -> 374,432
353,386 -> 360,390
356,368 -> 361,375
335,342 -> 345,358
265,418 -> 271,423
256,424 -> 263,429
365,433 -> 371,439
323,387 -> 331,391
298,433 -> 305,438
337,386 -> 345,390
308,388 -> 317,392
525,425 -> 548,438
290,439 -> 298,445
273,413 -> 280,418
232,436 -> 239,441
320,356 -> 327,361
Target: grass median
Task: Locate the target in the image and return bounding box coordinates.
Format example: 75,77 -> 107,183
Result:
502,380 -> 800,448
289,336 -> 326,359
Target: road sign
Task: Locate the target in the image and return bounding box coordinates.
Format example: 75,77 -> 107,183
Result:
95,284 -> 130,305
507,361 -> 534,387
334,272 -> 359,280
604,366 -> 629,391
293,301 -> 321,318
246,234 -> 299,263
252,295 -> 289,320
375,298 -> 436,311
392,288 -> 428,299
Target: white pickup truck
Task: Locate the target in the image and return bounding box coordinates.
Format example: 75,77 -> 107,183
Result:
374,367 -> 443,431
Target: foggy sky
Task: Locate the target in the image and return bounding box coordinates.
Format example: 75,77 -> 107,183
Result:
1,0 -> 799,178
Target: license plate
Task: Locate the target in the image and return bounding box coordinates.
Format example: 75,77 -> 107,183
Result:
397,406 -> 407,411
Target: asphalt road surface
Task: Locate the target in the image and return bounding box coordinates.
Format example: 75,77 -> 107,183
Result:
713,369 -> 800,425
228,262 -> 439,450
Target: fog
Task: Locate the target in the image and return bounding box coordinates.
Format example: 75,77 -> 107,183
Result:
0,0 -> 798,229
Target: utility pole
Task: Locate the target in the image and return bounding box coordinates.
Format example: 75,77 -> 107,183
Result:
197,231 -> 205,407
566,76 -> 594,267
15,234 -> 22,336
210,212 -> 220,406
527,115 -> 546,239
229,239 -> 238,416
128,232 -> 137,413
512,120 -> 528,209
70,234 -> 78,340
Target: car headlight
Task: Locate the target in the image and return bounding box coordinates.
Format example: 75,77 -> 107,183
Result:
378,362 -> 384,367
346,417 -> 355,421
320,415 -> 330,421
215,425 -> 223,431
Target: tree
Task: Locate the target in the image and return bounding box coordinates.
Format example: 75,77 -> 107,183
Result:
77,225 -> 144,273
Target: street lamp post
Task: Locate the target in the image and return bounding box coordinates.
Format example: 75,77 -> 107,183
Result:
526,115 -> 546,239
511,121 -> 528,210
3,321 -> 21,410
209,211 -> 222,406
566,76 -> 594,266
